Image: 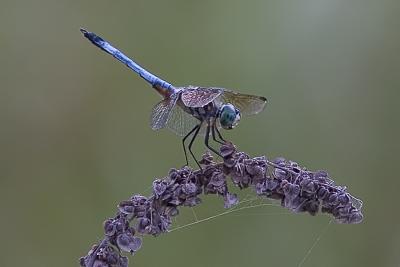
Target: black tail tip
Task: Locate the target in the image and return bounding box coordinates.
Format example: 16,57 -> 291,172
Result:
80,28 -> 89,36
79,28 -> 105,46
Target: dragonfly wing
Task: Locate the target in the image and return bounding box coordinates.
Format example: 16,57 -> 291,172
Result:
150,93 -> 179,130
165,105 -> 222,137
165,104 -> 201,136
180,86 -> 223,107
220,89 -> 267,115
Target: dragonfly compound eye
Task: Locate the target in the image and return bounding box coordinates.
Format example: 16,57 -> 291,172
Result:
219,104 -> 241,130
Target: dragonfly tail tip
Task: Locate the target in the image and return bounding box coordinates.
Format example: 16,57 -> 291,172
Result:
80,28 -> 89,35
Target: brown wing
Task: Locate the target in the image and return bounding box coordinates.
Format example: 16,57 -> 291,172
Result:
180,86 -> 223,107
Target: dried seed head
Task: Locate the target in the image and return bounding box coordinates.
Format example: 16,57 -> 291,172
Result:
80,142 -> 363,267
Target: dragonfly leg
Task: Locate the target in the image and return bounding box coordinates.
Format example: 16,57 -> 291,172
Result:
211,123 -> 224,145
215,125 -> 227,143
182,124 -> 200,166
205,123 -> 223,157
188,123 -> 202,169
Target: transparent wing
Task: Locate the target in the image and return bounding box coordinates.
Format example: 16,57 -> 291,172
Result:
220,89 -> 267,116
180,86 -> 223,107
165,105 -> 222,137
150,93 -> 179,130
197,118 -> 223,137
165,104 -> 200,136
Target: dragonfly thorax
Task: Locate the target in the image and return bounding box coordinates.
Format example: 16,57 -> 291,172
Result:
218,103 -> 241,130
182,101 -> 220,121
181,100 -> 241,131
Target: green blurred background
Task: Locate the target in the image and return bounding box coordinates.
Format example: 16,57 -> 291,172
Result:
1,0 -> 399,266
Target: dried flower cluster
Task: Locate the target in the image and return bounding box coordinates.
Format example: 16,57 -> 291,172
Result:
80,142 -> 363,267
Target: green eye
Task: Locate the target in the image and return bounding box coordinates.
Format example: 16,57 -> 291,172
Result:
219,104 -> 241,130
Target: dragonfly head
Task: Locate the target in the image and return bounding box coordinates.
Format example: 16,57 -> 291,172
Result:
219,103 -> 241,130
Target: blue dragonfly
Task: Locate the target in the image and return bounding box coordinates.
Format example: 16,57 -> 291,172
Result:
81,29 -> 267,167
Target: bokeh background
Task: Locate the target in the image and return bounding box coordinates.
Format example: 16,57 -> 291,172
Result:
1,0 -> 399,266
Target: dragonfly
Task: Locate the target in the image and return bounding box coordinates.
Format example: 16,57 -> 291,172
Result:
80,28 -> 267,167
